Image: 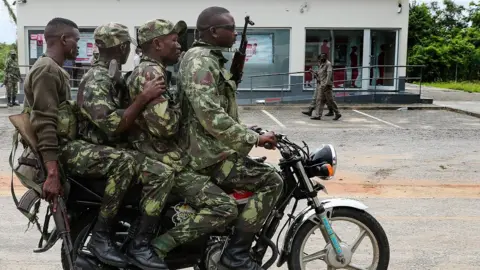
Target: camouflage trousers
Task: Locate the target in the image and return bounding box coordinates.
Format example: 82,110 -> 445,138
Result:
5,81 -> 18,98
59,140 -> 175,218
136,155 -> 175,217
152,155 -> 283,256
312,85 -> 340,117
309,84 -> 333,112
59,140 -> 136,219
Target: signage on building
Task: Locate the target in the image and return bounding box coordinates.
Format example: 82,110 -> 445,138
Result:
76,32 -> 95,64
233,33 -> 273,64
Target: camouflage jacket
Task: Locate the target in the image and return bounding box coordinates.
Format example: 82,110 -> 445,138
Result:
126,55 -> 188,171
178,41 -> 259,171
4,57 -> 21,83
77,59 -> 129,147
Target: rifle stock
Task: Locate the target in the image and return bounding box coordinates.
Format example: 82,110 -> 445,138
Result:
230,15 -> 255,86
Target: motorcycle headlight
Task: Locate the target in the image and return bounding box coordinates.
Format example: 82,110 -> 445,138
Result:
307,144 -> 337,180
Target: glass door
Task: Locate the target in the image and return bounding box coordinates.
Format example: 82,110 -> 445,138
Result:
370,30 -> 397,90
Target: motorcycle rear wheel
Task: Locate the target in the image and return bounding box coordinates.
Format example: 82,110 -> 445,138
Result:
287,207 -> 390,270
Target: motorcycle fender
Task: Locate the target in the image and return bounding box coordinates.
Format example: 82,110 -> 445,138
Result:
277,198 -> 368,267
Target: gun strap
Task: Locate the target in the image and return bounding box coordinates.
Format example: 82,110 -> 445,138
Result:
9,130 -> 49,241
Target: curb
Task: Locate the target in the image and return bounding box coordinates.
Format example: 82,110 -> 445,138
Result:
239,104 -> 442,110
442,107 -> 480,118
239,104 -> 480,118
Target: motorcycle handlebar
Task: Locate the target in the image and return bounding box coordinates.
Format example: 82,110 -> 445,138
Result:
252,127 -> 283,150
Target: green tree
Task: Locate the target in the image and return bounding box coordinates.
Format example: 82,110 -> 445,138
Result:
407,0 -> 480,82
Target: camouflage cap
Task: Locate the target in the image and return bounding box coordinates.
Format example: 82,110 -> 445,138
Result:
9,50 -> 16,55
94,22 -> 137,48
137,19 -> 187,45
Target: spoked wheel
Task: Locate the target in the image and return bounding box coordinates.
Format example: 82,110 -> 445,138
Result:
287,207 -> 390,270
61,214 -> 134,270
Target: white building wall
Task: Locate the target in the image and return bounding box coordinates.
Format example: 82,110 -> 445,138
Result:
16,0 -> 409,78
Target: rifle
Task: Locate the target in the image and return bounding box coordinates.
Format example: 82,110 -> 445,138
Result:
52,196 -> 74,269
230,15 -> 255,87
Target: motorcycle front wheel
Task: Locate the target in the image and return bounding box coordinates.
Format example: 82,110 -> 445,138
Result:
287,207 -> 390,270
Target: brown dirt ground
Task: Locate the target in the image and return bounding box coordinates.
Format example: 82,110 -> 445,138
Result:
2,148 -> 479,198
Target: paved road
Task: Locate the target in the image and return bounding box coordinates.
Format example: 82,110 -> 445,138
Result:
0,106 -> 479,269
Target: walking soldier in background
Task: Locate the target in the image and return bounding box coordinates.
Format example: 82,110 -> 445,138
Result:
4,50 -> 22,106
310,53 -> 342,121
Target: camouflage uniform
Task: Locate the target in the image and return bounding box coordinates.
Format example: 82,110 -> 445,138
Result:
126,19 -> 238,256
78,23 -> 177,218
4,50 -> 22,106
177,40 -> 284,233
311,59 -> 341,119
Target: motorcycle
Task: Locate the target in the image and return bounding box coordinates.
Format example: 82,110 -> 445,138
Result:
29,129 -> 389,270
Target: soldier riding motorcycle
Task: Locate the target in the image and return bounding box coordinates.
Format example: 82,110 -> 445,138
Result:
9,116 -> 390,270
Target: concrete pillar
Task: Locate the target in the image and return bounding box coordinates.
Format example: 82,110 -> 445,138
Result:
362,29 -> 371,90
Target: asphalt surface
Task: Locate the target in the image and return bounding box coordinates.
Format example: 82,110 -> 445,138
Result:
0,106 -> 479,269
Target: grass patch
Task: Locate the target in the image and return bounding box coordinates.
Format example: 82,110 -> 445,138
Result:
416,81 -> 480,93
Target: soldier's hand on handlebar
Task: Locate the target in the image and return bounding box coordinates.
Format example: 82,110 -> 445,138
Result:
258,131 -> 277,150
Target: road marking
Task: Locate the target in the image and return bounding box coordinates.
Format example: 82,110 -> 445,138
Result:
261,110 -> 286,128
353,110 -> 403,129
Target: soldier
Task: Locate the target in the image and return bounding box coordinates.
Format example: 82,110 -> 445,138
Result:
22,18 -> 140,268
126,19 -> 239,269
310,53 -> 342,121
77,22 -> 179,269
177,7 -> 283,270
3,50 -> 22,106
302,56 -> 334,117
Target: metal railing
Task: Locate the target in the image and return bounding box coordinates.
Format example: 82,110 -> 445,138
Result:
242,64 -> 425,104
13,64 -> 425,104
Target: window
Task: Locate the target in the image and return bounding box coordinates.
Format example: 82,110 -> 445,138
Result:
370,30 -> 397,87
27,28 -> 96,88
224,28 -> 291,90
305,29 -> 363,89
134,27 -> 291,90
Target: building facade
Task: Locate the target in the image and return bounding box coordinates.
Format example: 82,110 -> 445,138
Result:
15,0 -> 410,102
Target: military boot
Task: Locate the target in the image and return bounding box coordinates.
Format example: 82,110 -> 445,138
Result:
302,108 -> 313,116
12,96 -> 19,106
87,216 -> 128,268
325,110 -> 334,116
7,97 -> 12,107
333,113 -> 342,121
219,228 -> 263,270
126,215 -> 169,270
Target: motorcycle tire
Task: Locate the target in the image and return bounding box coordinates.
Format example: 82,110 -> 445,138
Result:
287,207 -> 390,270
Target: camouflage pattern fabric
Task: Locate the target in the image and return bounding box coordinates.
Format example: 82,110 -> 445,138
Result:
311,60 -> 340,118
177,41 -> 260,171
308,84 -> 333,112
177,40 -> 283,232
151,166 -> 238,255
207,154 -> 283,232
126,40 -> 236,255
58,140 -> 136,218
126,55 -> 188,172
94,22 -> 137,48
78,58 -> 175,217
312,85 -> 339,118
136,19 -> 187,45
4,51 -> 21,99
